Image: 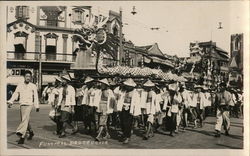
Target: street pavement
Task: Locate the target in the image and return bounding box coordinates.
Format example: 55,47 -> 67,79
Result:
7,104 -> 243,149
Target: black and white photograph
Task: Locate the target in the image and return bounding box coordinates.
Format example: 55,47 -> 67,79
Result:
0,0 -> 249,155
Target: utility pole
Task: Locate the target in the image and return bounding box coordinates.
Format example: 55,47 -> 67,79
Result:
118,7 -> 123,65
38,35 -> 42,99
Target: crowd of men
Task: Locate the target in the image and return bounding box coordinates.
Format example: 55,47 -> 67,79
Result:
7,70 -> 243,145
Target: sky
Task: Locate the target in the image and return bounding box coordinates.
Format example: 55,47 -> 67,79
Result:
89,1 -> 249,57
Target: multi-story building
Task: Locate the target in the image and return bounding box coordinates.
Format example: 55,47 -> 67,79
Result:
6,5 -> 122,93
189,41 -> 229,76
122,41 -> 174,71
230,33 -> 243,72
228,34 -> 243,89
178,41 -> 230,85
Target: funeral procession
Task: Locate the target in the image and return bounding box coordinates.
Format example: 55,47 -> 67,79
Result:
5,3 -> 244,149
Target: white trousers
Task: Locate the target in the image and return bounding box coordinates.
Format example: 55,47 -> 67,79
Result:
16,105 -> 33,137
215,109 -> 230,132
176,108 -> 183,126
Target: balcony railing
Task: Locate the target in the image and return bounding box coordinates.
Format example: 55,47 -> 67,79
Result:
7,51 -> 76,63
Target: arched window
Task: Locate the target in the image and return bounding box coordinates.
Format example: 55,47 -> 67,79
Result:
44,33 -> 58,60
72,8 -> 84,23
112,26 -> 118,36
14,31 -> 28,59
15,6 -> 29,20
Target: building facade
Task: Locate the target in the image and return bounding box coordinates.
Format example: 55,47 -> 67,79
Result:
230,33 -> 243,72
228,34 -> 243,89
186,41 -> 230,85
6,5 -> 122,91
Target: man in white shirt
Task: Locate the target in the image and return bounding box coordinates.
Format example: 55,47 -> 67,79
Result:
42,83 -> 53,104
180,85 -> 191,130
189,88 -> 198,128
57,75 -> 77,138
214,83 -> 232,137
195,85 -> 206,128
7,70 -> 39,144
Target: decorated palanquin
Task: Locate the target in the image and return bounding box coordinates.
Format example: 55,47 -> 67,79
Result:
72,14 -> 187,82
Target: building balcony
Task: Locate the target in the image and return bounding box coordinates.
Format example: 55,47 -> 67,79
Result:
7,51 -> 75,63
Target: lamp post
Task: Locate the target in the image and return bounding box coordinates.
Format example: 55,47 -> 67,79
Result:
118,7 -> 123,66
209,22 -> 223,85
38,35 -> 42,100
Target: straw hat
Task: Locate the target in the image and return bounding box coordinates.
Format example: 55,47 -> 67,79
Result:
203,86 -> 209,91
143,80 -> 155,87
123,78 -> 136,87
84,76 -> 94,84
194,84 -> 203,89
61,75 -> 71,81
108,79 -> 116,86
55,76 -> 63,82
169,83 -> 178,91
237,89 -> 242,93
98,78 -> 109,86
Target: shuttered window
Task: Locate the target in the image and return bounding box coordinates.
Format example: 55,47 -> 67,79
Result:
72,8 -> 84,23
35,32 -> 41,52
16,6 -> 29,20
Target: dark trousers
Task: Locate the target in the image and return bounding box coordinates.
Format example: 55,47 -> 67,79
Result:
196,108 -> 204,125
83,106 -> 96,130
111,112 -> 120,127
60,111 -> 74,133
234,103 -> 241,118
119,108 -> 133,138
55,116 -> 63,133
205,106 -> 212,117
170,113 -> 177,132
182,108 -> 189,128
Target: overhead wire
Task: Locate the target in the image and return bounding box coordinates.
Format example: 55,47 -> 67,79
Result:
97,7 -> 169,34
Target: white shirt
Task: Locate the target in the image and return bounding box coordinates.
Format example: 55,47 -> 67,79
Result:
203,92 -> 212,107
189,92 -> 198,107
171,93 -> 182,113
9,82 -> 39,108
181,89 -> 191,107
81,85 -> 89,105
57,85 -> 75,106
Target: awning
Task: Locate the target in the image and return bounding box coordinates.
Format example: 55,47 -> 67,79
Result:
150,57 -> 174,68
14,37 -> 25,45
7,76 -> 24,85
47,38 -> 56,46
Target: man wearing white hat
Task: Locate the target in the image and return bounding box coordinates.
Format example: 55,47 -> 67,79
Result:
168,82 -> 182,136
42,82 -> 54,104
203,86 -> 212,119
56,75 -> 77,138
142,80 -> 160,140
194,84 -> 206,128
189,87 -> 198,128
95,78 -> 115,141
51,76 -> 64,135
235,89 -> 243,118
116,78 -> 139,144
180,84 -> 191,130
80,76 -> 96,134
